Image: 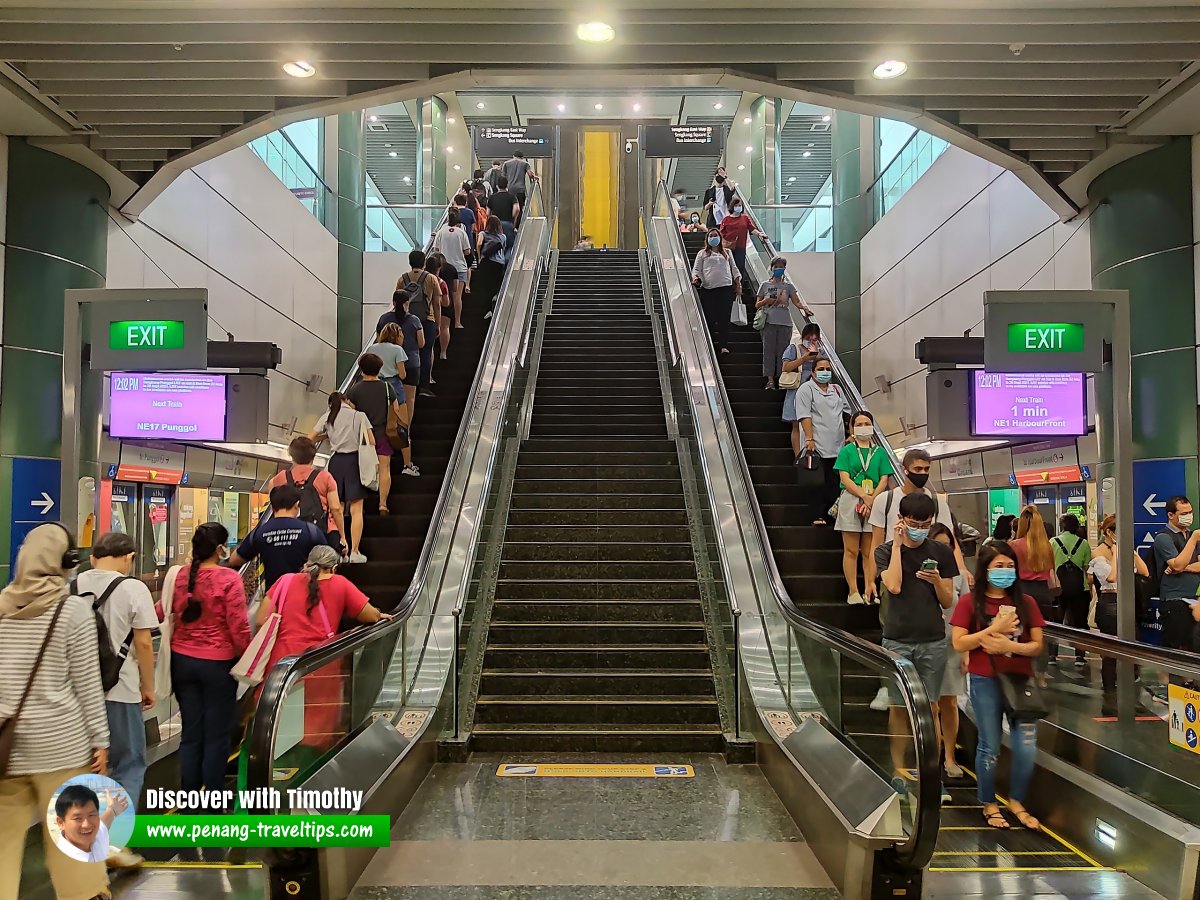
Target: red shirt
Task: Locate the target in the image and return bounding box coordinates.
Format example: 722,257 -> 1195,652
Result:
718,214 -> 753,249
270,465 -> 338,533
264,573 -> 370,673
171,565 -> 252,661
1008,537 -> 1051,582
950,592 -> 1046,677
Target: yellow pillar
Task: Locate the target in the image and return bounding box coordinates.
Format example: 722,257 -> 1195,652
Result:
580,129 -> 618,248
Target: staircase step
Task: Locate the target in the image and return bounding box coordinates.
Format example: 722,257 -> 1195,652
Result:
474,696 -> 720,725
491,598 -> 704,623
470,722 -> 725,753
487,622 -> 707,645
480,669 -> 717,696
509,493 -> 686,510
495,579 -> 700,600
506,508 -> 689,527
500,542 -> 696,562
500,524 -> 691,544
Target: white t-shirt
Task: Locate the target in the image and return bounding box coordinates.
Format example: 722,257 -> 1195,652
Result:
315,407 -> 368,455
55,820 -> 110,863
75,569 -> 158,704
434,224 -> 471,272
868,486 -> 953,536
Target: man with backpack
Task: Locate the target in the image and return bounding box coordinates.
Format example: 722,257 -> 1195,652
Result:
270,436 -> 346,556
394,250 -> 442,400
228,485 -> 332,588
1052,514 -> 1093,668
74,531 -> 157,867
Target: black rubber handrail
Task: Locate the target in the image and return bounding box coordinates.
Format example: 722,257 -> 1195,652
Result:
649,181 -> 941,870
1045,621 -> 1200,679
246,185 -> 545,792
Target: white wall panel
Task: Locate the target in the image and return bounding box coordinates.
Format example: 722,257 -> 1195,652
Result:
860,146 -> 1092,446
106,146 -> 337,441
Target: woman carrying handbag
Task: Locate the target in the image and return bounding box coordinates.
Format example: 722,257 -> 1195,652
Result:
950,541 -> 1046,831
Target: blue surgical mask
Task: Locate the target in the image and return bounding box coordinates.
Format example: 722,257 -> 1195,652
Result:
707,236 -> 721,247
733,206 -> 744,214
814,370 -> 832,384
906,526 -> 929,542
772,267 -> 785,278
987,568 -> 1018,589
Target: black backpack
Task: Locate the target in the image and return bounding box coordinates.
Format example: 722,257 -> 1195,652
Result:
72,576 -> 135,693
285,469 -> 327,530
1052,535 -> 1087,599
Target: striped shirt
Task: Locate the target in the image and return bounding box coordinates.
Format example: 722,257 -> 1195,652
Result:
0,596 -> 109,775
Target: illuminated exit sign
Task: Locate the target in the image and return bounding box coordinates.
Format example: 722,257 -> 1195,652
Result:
1007,323 -> 1085,353
109,320 -> 185,351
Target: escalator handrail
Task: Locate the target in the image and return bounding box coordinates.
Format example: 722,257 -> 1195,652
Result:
246,187 -> 547,790
1044,620 -> 1200,679
648,181 -> 941,869
734,193 -> 903,481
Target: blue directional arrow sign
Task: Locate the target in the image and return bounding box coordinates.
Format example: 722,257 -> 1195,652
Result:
9,457 -> 61,571
1133,459 -> 1187,533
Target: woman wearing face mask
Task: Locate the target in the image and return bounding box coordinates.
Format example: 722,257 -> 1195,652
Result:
1089,515 -> 1149,713
791,357 -> 850,525
833,411 -> 893,603
719,196 -> 766,304
930,523 -> 971,780
950,542 -> 1045,830
755,257 -> 813,389
682,211 -> 706,234
702,171 -> 735,228
691,228 -> 741,354
1009,506 -> 1058,682
169,522 -> 250,802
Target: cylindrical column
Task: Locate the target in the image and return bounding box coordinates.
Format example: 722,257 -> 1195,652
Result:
831,111 -> 871,384
336,111 -> 366,383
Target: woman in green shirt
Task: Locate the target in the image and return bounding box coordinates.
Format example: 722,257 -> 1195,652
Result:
834,411 -> 895,605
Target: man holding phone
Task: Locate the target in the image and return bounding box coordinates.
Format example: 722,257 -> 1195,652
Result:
874,492 -> 959,801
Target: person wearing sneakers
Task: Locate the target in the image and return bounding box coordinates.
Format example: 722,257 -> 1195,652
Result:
930,523 -> 971,782
754,257 -> 811,390
833,411 -> 893,606
875,492 -> 958,805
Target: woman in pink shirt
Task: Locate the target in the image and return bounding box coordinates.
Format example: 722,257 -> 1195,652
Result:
170,522 -> 250,801
255,545 -> 388,749
717,195 -> 765,305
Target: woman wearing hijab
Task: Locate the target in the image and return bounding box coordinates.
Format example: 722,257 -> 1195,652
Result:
0,523 -> 111,900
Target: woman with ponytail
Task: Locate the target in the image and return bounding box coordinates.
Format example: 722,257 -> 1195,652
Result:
255,545 -> 389,744
169,522 -> 250,800
312,390 -> 372,562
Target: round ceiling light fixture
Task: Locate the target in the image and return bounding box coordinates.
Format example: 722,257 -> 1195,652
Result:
557,103 -> 566,112
445,146 -> 453,153
577,21 -> 615,43
594,102 -> 604,110
743,116 -> 751,124
453,164 -> 461,170
737,164 -> 745,170
802,151 -> 812,157
788,176 -> 797,182
476,101 -> 486,109
745,145 -> 753,153
389,151 -> 397,157
821,114 -> 831,122
368,114 -> 379,123
402,175 -> 411,182
872,59 -> 908,79
633,102 -> 642,112
281,60 -> 317,78
447,117 -> 456,124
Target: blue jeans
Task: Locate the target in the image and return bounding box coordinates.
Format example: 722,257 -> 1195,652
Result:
106,700 -> 147,815
172,652 -> 238,800
969,673 -> 1039,805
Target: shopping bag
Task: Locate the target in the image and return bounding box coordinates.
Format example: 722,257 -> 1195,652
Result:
357,413 -> 380,492
153,564 -> 182,699
230,574 -> 296,687
730,301 -> 748,327
795,449 -> 825,490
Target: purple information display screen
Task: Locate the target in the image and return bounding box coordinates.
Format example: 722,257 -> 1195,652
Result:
109,372 -> 227,440
972,371 -> 1085,437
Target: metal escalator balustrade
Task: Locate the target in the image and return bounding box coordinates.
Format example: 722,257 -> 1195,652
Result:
472,249 -> 724,752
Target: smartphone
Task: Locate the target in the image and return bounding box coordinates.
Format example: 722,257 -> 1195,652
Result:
921,559 -> 939,572
997,604 -> 1016,619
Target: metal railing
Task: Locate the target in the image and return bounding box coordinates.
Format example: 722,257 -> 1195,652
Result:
249,125 -> 330,222
870,128 -> 950,221
365,203 -> 453,253
647,180 -> 941,870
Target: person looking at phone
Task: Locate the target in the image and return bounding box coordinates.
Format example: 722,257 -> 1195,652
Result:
950,541 -> 1045,830
874,492 -> 959,803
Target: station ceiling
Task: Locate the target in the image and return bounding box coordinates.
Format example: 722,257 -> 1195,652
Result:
1,1 -> 1198,215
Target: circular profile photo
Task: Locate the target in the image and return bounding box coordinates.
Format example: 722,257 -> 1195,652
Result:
46,774 -> 136,864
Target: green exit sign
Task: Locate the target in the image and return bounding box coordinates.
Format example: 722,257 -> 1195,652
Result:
109,320 -> 185,351
1007,322 -> 1085,353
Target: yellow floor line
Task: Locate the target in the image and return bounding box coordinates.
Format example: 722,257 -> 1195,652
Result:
930,866 -> 1113,873
933,850 -> 1073,856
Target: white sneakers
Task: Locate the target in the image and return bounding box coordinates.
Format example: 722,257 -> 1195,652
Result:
402,464 -> 420,477
870,685 -> 890,711
847,592 -> 867,606
348,551 -> 368,564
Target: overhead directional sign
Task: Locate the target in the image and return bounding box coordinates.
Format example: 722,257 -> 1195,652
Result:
643,124 -> 726,158
74,288 -> 208,371
9,457 -> 62,571
983,291 -> 1115,373
1133,458 -> 1187,547
472,125 -> 555,158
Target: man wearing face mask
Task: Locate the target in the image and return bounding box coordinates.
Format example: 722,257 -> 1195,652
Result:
671,188 -> 688,222
702,172 -> 735,228
1152,496 -> 1200,652
874,492 -> 959,801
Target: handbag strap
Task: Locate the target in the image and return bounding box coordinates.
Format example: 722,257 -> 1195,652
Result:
7,599 -> 67,724
313,592 -> 334,639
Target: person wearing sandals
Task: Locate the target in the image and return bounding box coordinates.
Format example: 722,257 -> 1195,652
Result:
930,523 -> 971,782
791,357 -> 849,525
833,411 -> 893,604
950,540 -> 1046,831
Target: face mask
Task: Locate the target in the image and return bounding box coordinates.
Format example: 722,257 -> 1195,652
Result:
691,216 -> 700,223
906,526 -> 930,543
772,267 -> 785,278
732,206 -> 744,215
715,176 -> 726,184
987,568 -> 1018,589
1180,513 -> 1194,528
707,236 -> 721,247
853,426 -> 873,440
906,471 -> 930,489
814,370 -> 832,384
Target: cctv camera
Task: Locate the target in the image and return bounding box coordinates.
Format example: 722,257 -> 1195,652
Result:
625,139 -> 634,154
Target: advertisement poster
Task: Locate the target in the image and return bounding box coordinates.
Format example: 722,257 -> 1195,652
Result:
1169,683 -> 1200,754
222,492 -> 241,545
987,488 -> 1022,535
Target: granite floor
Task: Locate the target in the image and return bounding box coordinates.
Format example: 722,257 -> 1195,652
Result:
350,753 -> 837,899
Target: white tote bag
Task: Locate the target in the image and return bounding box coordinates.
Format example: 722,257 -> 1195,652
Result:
730,301 -> 748,326
230,573 -> 296,687
153,564 -> 183,699
357,411 -> 380,492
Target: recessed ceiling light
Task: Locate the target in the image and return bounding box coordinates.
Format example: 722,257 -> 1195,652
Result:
595,103 -> 603,110
714,102 -> 723,110
389,151 -> 397,157
447,117 -> 455,124
803,151 -> 812,157
745,145 -> 753,153
453,164 -> 461,170
476,102 -> 486,109
577,21 -> 615,43
737,164 -> 745,170
384,143 -> 391,147
368,114 -> 378,123
402,176 -> 411,182
633,102 -> 642,112
282,60 -> 316,78
445,146 -> 453,153
557,103 -> 566,112
872,59 -> 908,79
788,176 -> 796,182
743,116 -> 751,124
821,114 -> 831,122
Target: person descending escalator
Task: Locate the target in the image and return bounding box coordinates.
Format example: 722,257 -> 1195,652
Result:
754,257 -> 812,390
790,357 -> 848,525
718,195 -> 765,306
691,228 -> 740,355
833,411 -> 893,606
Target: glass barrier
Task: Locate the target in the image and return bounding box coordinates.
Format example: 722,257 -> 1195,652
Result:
753,203 -> 833,252
249,128 -> 329,222
873,129 -> 949,221
365,204 -> 450,253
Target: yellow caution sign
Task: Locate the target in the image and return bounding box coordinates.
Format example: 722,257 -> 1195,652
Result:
1168,683 -> 1200,754
272,767 -> 299,781
496,763 -> 694,778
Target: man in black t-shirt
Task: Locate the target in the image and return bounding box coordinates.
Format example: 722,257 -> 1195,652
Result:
873,491 -> 958,794
486,176 -> 519,255
229,484 -> 332,582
